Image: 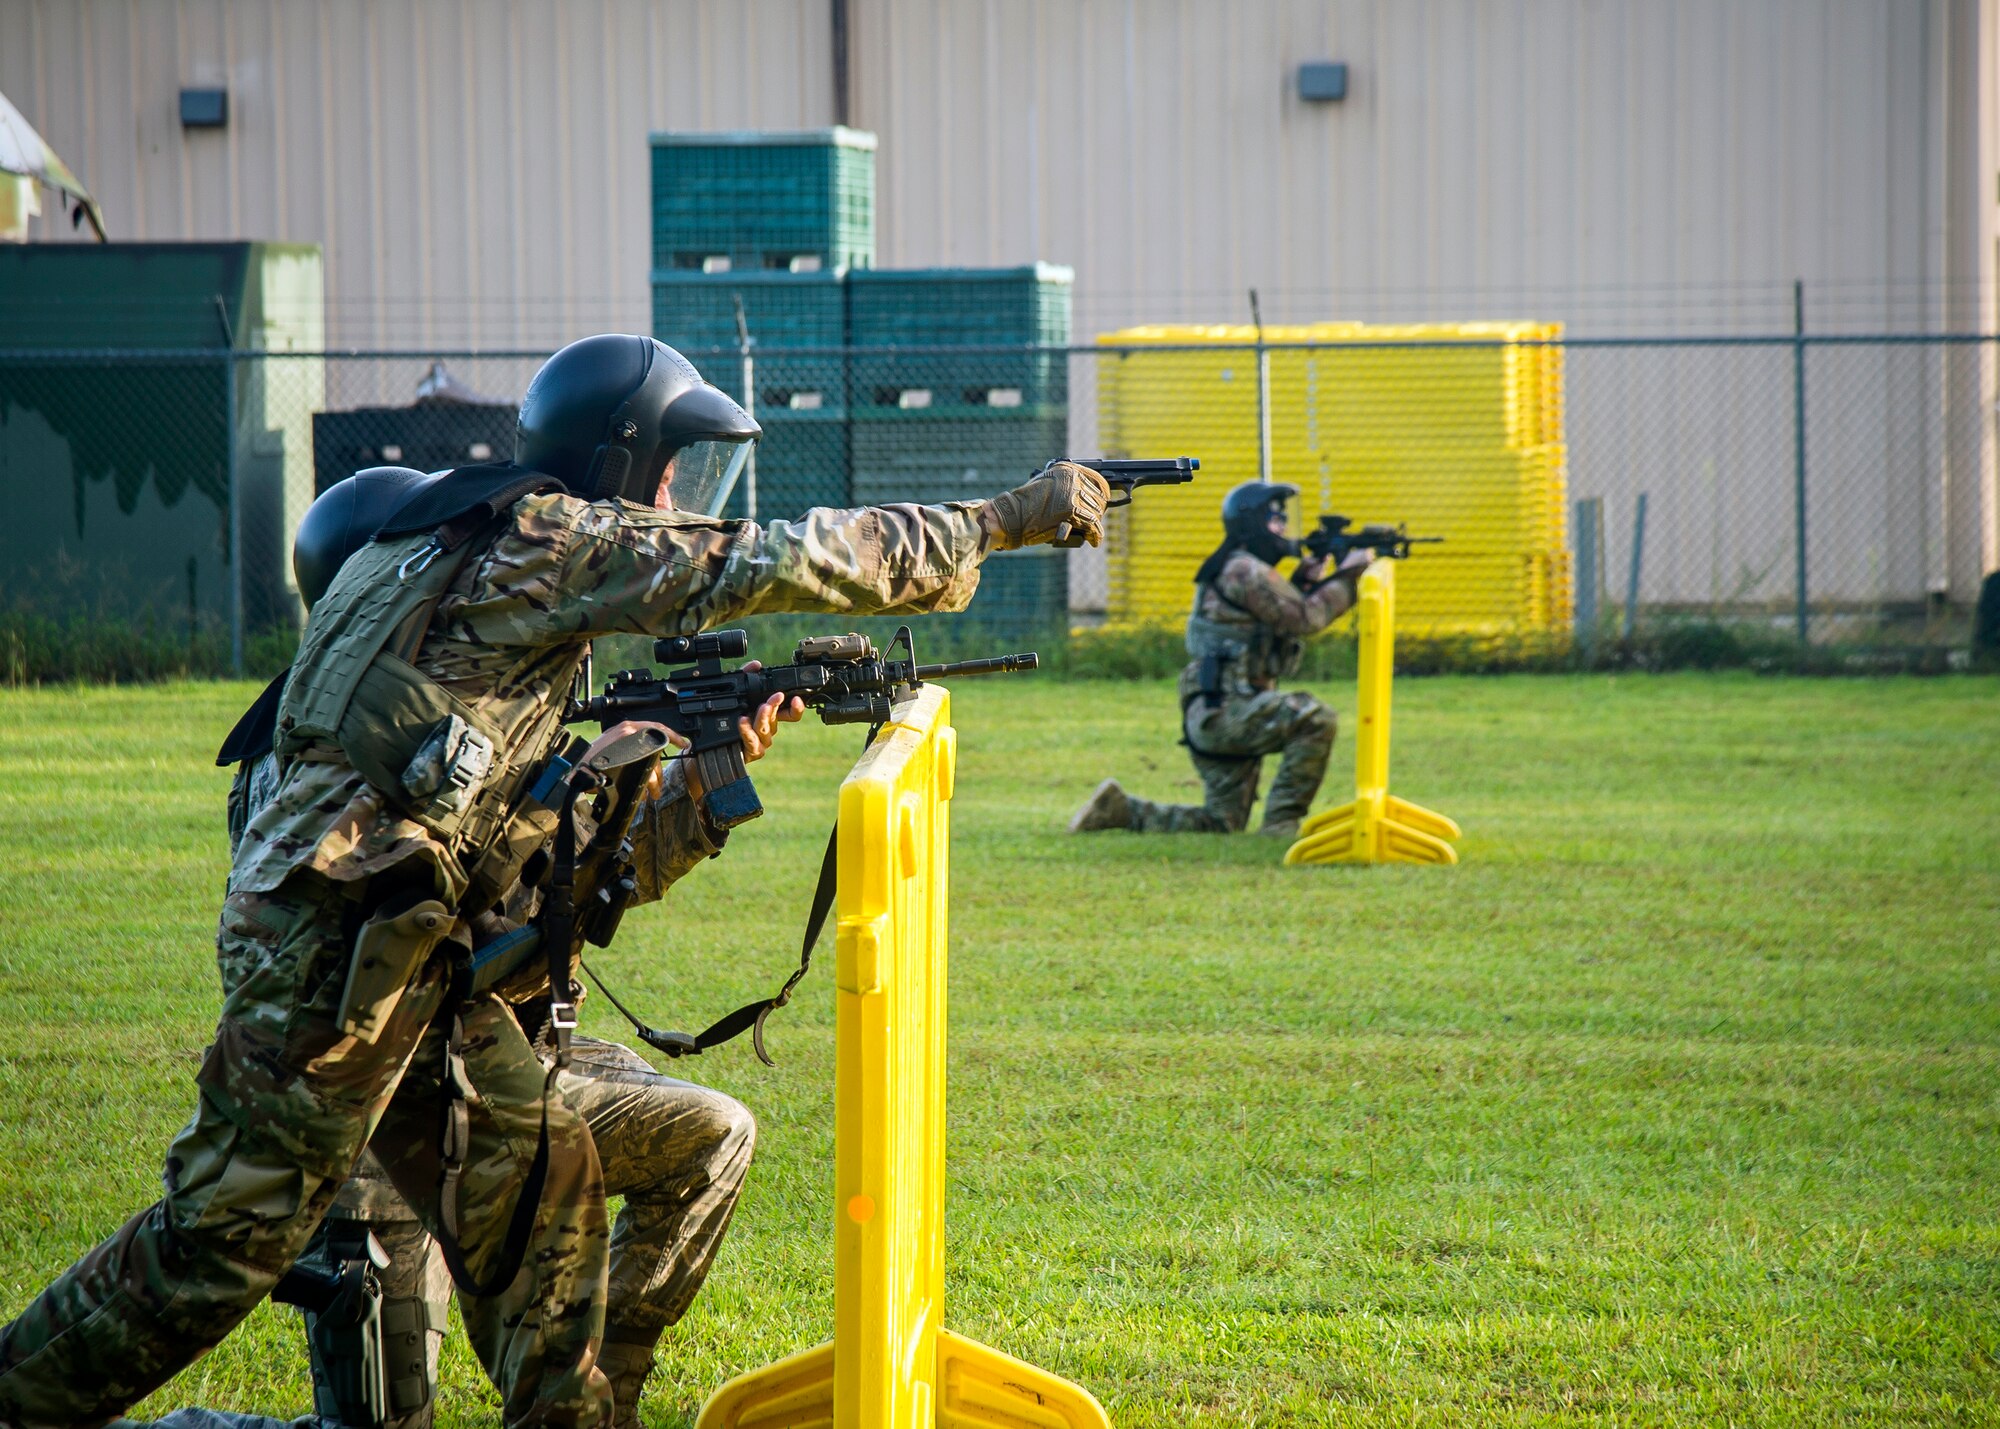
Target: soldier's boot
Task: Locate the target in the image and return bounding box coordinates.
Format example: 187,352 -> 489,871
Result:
1067,778 -> 1133,832
599,1328 -> 666,1429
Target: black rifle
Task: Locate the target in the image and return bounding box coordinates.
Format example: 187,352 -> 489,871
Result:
1041,456 -> 1200,546
533,625 -> 1036,1064
575,625 -> 1038,830
472,626 -> 1037,1063
1303,515 -> 1443,563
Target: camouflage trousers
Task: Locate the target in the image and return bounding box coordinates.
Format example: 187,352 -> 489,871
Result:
0,874 -> 611,1429
299,1036 -> 755,1426
1126,688 -> 1336,834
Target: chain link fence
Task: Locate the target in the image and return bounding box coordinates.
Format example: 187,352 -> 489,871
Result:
1,337 -> 1991,680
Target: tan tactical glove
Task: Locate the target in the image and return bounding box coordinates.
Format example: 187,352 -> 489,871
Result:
978,461 -> 1112,550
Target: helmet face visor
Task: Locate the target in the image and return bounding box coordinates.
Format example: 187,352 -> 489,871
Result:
664,438 -> 755,516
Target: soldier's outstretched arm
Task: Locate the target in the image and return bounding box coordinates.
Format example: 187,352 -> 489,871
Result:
451,466 -> 1106,645
536,498 -> 989,637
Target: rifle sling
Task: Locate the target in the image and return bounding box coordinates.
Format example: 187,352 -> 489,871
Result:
429,751 -> 587,1300
584,821 -> 839,1069
431,1005 -> 555,1299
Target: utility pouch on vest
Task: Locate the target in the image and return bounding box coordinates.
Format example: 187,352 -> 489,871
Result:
457,734 -> 585,911
338,894 -> 454,1043
1195,651 -> 1230,710
337,653 -> 506,844
400,713 -> 494,820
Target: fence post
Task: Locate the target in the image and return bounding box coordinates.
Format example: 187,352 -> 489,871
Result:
1792,278 -> 1809,644
1249,288 -> 1271,483
1622,492 -> 1648,643
733,294 -> 757,520
1573,496 -> 1603,654
226,350 -> 243,676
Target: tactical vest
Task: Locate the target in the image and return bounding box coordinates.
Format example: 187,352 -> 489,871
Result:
274,526 -> 578,905
1184,576 -> 1301,693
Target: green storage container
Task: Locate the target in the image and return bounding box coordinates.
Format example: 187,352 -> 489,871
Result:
651,128 -> 875,273
0,242 -> 324,635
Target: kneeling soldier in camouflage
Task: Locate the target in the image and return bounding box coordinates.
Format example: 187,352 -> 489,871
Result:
1069,481 -> 1366,841
0,334 -> 1108,1429
223,465 -> 762,1429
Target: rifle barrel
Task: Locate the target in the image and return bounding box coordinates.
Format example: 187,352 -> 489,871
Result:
915,652 -> 1039,679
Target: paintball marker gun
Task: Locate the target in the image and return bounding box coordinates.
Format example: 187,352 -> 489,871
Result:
1039,456 -> 1200,547
574,625 -> 1038,831
1303,515 -> 1443,564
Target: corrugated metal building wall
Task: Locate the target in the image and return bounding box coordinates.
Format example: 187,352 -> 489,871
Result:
860,0 -> 1995,336
3,0 -> 1996,597
8,0 -> 1993,338
0,0 -> 835,345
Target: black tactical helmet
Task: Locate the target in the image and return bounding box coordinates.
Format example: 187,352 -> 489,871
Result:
293,466 -> 437,611
1221,480 -> 1301,564
516,334 -> 761,509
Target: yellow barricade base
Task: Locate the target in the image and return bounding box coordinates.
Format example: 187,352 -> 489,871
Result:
937,1330 -> 1111,1429
701,1331 -> 1110,1429
700,1341 -> 834,1429
1286,562 -> 1461,868
1285,792 -> 1461,866
697,685 -> 1107,1429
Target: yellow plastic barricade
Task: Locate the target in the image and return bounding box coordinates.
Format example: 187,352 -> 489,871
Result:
1286,562 -> 1462,866
698,683 -> 1110,1429
1098,321 -> 1570,636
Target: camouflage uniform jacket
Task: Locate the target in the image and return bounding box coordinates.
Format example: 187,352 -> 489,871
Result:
1179,550 -> 1353,707
232,494 -> 989,902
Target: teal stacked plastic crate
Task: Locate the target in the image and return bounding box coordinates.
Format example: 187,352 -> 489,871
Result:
844,265 -> 1073,634
649,127 -> 875,273
847,264 -> 1072,505
650,128 -> 873,521
652,269 -> 849,521
846,263 -> 1072,415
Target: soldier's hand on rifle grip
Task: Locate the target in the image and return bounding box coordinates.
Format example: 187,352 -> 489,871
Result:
737,661 -> 807,765
667,667 -> 803,801
980,461 -> 1110,551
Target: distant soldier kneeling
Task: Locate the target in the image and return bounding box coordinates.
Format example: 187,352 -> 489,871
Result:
1070,481 -> 1368,840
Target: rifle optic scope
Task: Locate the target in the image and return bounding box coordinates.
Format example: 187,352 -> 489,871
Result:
654,629 -> 749,663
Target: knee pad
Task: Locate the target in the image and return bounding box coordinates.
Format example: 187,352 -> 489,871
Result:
1288,695 -> 1336,742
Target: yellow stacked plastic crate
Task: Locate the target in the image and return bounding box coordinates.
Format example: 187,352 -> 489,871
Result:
1098,322 -> 1569,636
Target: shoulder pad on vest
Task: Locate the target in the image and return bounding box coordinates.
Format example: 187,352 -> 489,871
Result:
374,463 -> 567,543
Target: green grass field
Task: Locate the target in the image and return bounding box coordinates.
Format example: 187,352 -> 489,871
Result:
0,673 -> 1995,1426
